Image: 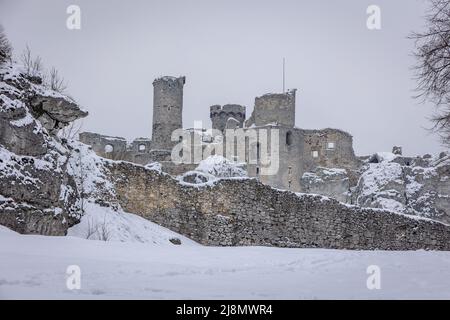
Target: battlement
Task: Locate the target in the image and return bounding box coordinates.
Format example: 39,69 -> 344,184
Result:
152,76 -> 186,87
210,104 -> 246,132
210,104 -> 245,116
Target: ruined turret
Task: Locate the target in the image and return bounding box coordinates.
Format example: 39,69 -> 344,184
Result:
151,76 -> 185,150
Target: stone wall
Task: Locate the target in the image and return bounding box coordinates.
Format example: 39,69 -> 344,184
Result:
79,132 -> 127,159
300,128 -> 361,174
108,161 -> 450,250
246,90 -> 296,127
210,104 -> 246,132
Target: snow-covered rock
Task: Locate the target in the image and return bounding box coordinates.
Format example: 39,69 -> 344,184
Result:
368,152 -> 399,163
144,161 -> 162,172
178,170 -> 216,185
195,155 -> 247,178
176,155 -> 247,186
0,60 -> 89,234
300,167 -> 350,203
355,152 -> 450,223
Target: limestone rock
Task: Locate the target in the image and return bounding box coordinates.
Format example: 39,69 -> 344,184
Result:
300,167 -> 350,203
355,152 -> 450,223
30,94 -> 88,134
0,61 -> 89,235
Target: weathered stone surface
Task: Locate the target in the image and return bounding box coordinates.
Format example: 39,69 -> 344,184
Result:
1,63 -> 88,137
210,104 -> 246,132
300,167 -> 350,203
108,161 -> 450,250
0,93 -> 48,157
355,153 -> 450,224
0,62 -> 86,235
30,94 -> 88,135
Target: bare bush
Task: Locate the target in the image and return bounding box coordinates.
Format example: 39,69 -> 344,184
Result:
60,119 -> 83,141
84,217 -> 111,241
97,217 -> 111,241
85,218 -> 97,239
410,0 -> 450,146
48,66 -> 67,93
20,45 -> 43,78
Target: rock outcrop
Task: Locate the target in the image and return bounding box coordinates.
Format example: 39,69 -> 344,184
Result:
355,152 -> 450,224
299,152 -> 450,224
0,62 -> 88,235
300,167 -> 350,203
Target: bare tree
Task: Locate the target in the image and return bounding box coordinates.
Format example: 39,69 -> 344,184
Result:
97,217 -> 111,241
84,217 -> 111,241
20,45 -> 43,78
60,119 -> 83,141
85,218 -> 97,239
0,25 -> 12,64
411,0 -> 450,146
47,66 -> 68,93
75,150 -> 87,217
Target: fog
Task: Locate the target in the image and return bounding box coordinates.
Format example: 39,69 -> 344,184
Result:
0,0 -> 445,156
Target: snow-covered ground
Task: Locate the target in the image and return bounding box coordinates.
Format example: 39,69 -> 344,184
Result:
67,202 -> 198,245
1,225 -> 450,299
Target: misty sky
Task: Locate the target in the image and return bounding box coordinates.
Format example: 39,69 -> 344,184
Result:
0,0 -> 446,156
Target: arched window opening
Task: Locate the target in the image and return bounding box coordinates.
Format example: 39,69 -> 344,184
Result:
104,144 -> 114,153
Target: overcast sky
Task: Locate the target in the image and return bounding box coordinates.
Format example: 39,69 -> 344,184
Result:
0,0 -> 446,156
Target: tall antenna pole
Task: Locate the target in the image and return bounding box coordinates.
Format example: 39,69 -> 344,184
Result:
282,57 -> 286,93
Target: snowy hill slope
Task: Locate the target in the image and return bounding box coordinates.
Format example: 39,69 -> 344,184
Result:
67,202 -> 198,246
1,227 -> 450,299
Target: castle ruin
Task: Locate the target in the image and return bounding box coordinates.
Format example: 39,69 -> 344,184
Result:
79,76 -> 361,193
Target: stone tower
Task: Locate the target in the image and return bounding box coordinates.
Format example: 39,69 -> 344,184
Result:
152,76 -> 186,150
210,104 -> 246,132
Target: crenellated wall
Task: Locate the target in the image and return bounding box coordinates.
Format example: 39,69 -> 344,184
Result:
210,104 -> 246,132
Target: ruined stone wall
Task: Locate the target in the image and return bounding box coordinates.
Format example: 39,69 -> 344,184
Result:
129,138 -> 152,154
78,132 -> 127,159
108,161 -> 450,250
300,128 -> 361,175
152,76 -> 185,150
246,90 -> 296,127
239,126 -> 361,193
243,126 -> 305,192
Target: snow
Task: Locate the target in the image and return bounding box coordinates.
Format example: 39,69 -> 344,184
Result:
66,141 -> 115,198
369,152 -> 399,163
177,171 -> 219,188
302,167 -> 347,184
195,155 -> 247,178
0,93 -> 25,111
144,162 -> 162,172
10,112 -> 35,127
68,202 -> 197,246
357,163 -> 403,204
1,227 -> 450,299
0,146 -> 55,185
